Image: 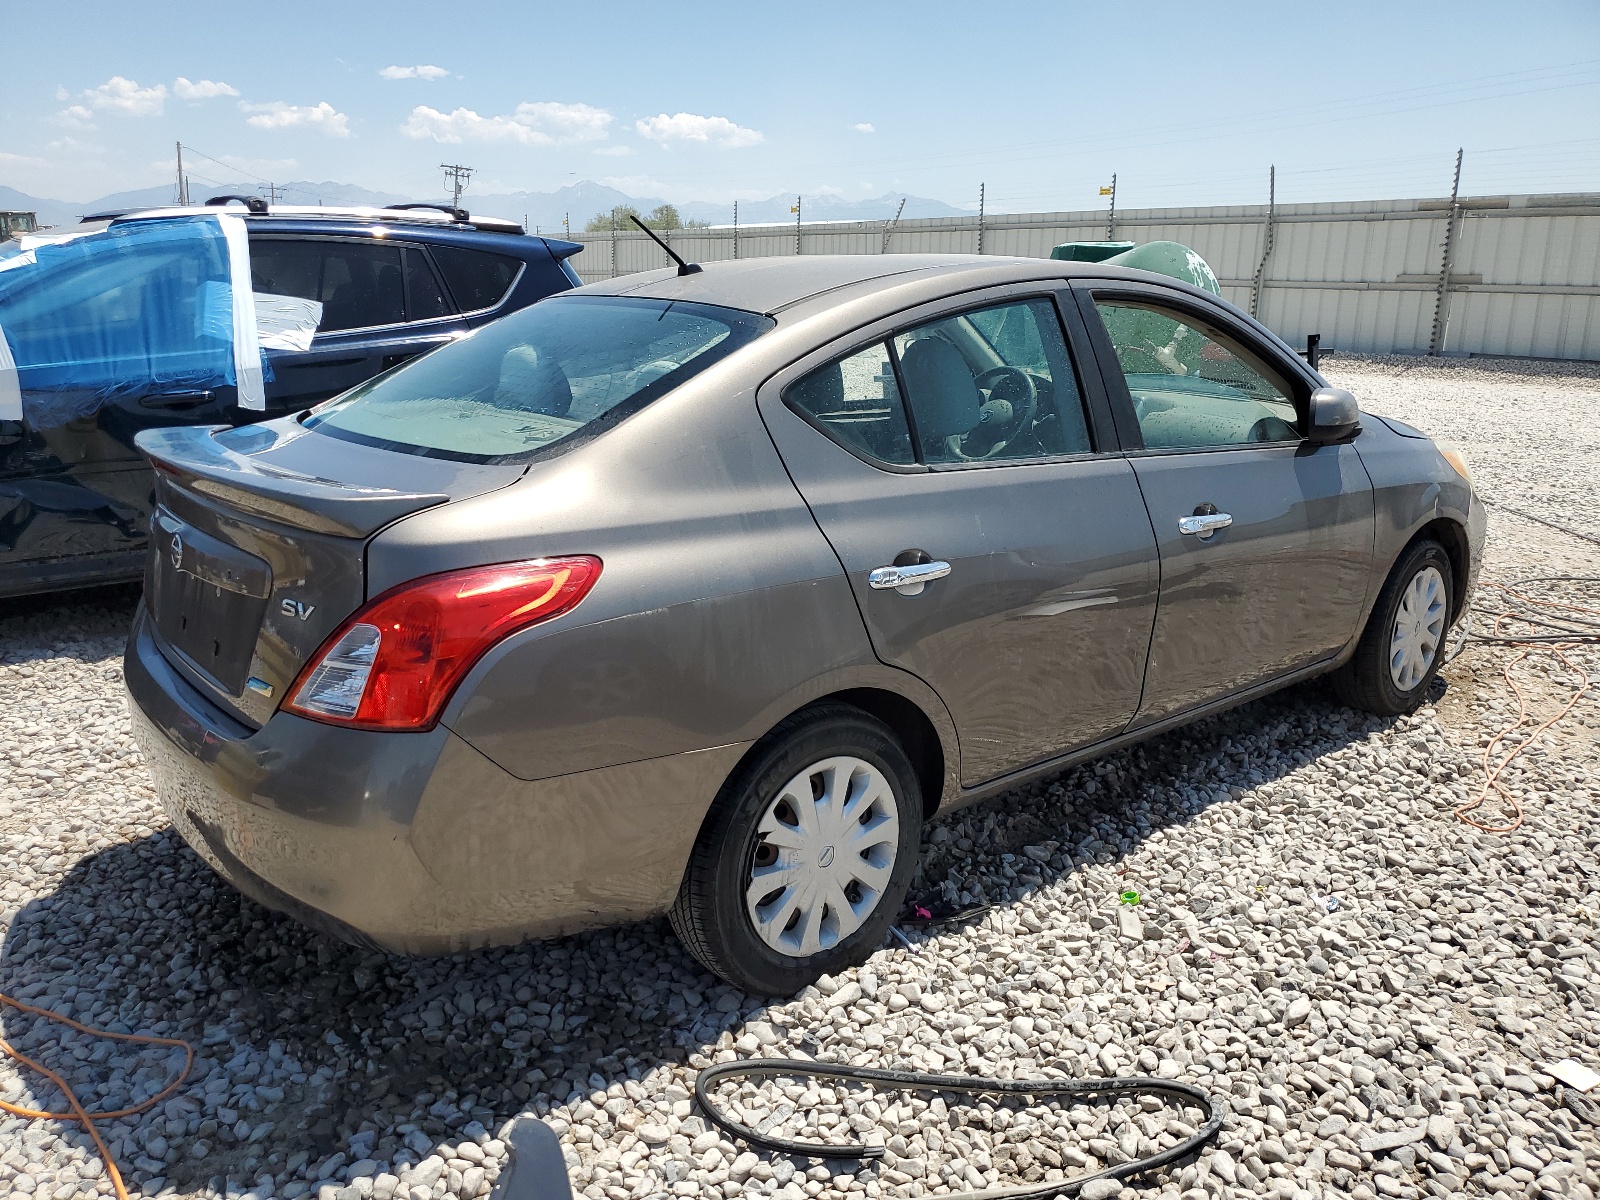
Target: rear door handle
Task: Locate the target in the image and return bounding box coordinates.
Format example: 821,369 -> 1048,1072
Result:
1178,512 -> 1233,539
869,560 -> 951,596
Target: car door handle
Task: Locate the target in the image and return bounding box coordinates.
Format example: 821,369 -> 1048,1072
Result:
1178,512 -> 1233,539
869,561 -> 951,595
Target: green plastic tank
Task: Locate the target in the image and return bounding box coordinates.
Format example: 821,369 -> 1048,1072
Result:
1050,239 -> 1222,296
1086,241 -> 1230,384
1049,241 -> 1134,263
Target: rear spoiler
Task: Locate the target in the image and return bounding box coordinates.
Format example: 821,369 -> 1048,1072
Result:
540,237 -> 584,261
137,425 -> 447,538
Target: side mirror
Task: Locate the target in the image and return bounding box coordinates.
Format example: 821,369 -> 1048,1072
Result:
1307,386 -> 1360,442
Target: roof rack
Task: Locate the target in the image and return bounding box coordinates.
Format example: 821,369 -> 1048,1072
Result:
386,202 -> 470,223
93,202 -> 529,235
205,194 -> 270,214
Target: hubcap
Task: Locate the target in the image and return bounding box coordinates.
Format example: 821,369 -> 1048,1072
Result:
746,755 -> 900,958
1389,565 -> 1447,691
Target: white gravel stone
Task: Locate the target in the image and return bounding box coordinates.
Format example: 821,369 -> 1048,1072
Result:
2,355 -> 1600,1200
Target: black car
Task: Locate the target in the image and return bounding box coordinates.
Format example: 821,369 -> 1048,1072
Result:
0,198 -> 581,597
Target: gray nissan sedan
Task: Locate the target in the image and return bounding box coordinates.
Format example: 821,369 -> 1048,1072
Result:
125,254 -> 1485,994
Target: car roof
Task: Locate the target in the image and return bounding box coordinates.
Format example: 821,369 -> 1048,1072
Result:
13,204 -> 582,261
569,254 -> 1096,315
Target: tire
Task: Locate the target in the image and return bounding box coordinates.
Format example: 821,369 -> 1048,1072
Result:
669,703 -> 924,995
1332,539 -> 1453,716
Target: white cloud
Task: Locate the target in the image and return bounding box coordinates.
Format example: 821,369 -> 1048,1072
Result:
0,150 -> 46,166
399,101 -> 612,146
58,75 -> 167,124
592,144 -> 634,157
241,100 -> 352,137
173,77 -> 239,101
56,105 -> 96,128
851,122 -> 876,134
380,64 -> 450,80
636,112 -> 763,148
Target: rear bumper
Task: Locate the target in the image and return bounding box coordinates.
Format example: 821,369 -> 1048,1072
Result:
124,604 -> 745,954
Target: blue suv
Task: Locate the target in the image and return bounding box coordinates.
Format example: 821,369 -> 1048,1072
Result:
0,197 -> 581,597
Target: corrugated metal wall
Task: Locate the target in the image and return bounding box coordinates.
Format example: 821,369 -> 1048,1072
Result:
564,193 -> 1600,361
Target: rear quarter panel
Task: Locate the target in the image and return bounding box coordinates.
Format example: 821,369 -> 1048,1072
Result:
366,352 -> 959,790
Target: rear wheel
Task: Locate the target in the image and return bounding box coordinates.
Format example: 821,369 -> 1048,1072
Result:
669,704 -> 923,995
1333,539 -> 1453,716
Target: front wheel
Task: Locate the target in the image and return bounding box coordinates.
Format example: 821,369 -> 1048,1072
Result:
1333,539 -> 1453,715
669,704 -> 923,995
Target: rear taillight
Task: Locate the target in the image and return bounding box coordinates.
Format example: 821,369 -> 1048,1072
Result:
284,556 -> 601,731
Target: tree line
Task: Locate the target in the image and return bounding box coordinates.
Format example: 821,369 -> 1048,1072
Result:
585,204 -> 710,233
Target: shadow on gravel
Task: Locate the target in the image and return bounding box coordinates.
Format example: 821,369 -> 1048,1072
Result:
0,673 -> 1399,1192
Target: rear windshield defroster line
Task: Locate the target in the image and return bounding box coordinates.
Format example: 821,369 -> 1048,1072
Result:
303,295 -> 774,464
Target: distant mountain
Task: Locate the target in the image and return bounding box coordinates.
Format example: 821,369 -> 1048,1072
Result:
0,179 -> 964,234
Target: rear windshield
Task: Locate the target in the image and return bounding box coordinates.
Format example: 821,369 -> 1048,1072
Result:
303,295 -> 773,463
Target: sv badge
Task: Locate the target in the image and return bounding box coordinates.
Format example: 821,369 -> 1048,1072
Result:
280,599 -> 316,621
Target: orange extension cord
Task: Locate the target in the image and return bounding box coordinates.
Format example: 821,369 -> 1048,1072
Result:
1453,579 -> 1600,835
0,992 -> 194,1200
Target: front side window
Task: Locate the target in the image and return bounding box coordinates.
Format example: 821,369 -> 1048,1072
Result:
1095,299 -> 1300,449
894,298 -> 1091,464
304,296 -> 773,462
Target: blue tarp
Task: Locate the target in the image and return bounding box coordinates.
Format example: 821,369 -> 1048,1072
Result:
0,215 -> 264,428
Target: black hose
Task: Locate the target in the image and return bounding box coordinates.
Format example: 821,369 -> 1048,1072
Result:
695,1059 -> 1223,1200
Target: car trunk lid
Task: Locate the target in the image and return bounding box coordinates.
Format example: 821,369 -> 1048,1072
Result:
136,420 -> 525,728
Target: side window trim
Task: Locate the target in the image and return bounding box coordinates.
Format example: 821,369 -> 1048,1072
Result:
1072,279 -> 1312,453
1048,286 -> 1122,455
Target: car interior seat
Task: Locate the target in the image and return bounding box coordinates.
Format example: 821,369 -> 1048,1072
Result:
496,344 -> 573,417
899,337 -> 980,455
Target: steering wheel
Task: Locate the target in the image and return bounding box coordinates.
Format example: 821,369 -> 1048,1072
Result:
966,366 -> 1039,456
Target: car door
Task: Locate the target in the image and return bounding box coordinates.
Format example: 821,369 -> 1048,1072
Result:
0,227 -> 237,581
758,287 -> 1160,786
1073,280 -> 1375,726
249,236 -> 467,412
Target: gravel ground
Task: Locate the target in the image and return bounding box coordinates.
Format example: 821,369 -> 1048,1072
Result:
2,353 -> 1599,1200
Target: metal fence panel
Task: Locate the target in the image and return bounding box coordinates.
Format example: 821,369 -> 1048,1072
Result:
563,193 -> 1600,360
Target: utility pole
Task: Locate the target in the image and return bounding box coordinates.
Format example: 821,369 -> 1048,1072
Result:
175,141 -> 187,206
1250,165 -> 1276,319
1430,148 -> 1465,357
733,200 -> 739,260
977,183 -> 986,254
440,163 -> 474,209
1105,173 -> 1117,241
267,182 -> 279,206
793,195 -> 802,255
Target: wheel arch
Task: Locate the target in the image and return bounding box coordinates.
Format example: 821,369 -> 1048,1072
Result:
1410,516 -> 1471,625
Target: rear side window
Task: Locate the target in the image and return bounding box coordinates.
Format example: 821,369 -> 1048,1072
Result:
250,239 -> 406,332
429,244 -> 523,312
304,296 -> 773,463
786,343 -> 914,466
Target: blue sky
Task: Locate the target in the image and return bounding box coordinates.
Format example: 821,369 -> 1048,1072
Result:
5,0 -> 1599,209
